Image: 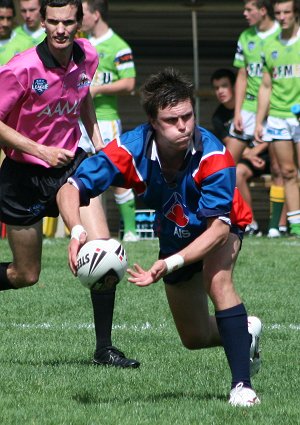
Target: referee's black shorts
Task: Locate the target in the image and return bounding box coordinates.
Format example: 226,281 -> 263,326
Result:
0,148 -> 87,226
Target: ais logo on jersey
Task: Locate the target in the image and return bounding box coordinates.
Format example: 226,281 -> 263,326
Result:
32,79 -> 48,95
163,193 -> 189,227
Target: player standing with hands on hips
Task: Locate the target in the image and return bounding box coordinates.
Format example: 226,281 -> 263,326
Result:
0,0 -> 139,368
57,68 -> 262,407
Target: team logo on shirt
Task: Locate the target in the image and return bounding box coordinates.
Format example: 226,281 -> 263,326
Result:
248,41 -> 255,51
77,72 -> 91,88
271,50 -> 279,59
163,193 -> 189,228
32,79 -> 49,95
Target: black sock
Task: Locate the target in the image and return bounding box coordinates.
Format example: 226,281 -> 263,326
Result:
0,262 -> 17,291
215,303 -> 252,389
90,288 -> 116,355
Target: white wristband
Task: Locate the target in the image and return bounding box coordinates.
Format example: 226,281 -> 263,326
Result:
164,254 -> 184,274
71,225 -> 87,241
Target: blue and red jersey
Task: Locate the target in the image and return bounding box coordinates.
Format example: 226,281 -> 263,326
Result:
71,123 -> 252,253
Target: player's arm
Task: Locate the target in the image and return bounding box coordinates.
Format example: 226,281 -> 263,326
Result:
128,217 -> 230,287
233,67 -> 247,133
57,182 -> 87,274
90,77 -> 135,98
80,91 -> 104,152
0,121 -> 74,167
254,71 -> 272,143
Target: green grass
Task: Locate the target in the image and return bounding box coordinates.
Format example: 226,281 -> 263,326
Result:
0,236 -> 299,424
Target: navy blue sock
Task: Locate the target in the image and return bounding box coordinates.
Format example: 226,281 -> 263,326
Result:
90,288 -> 116,355
215,303 -> 252,389
0,262 -> 17,291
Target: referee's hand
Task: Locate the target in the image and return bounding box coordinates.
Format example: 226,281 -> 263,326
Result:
40,146 -> 75,167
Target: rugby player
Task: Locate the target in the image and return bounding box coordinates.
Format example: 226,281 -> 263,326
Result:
231,0 -> 285,237
255,0 -> 300,237
0,0 -> 33,65
79,0 -> 138,242
57,68 -> 262,407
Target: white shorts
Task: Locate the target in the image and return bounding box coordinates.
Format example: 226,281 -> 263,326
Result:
229,110 -> 270,142
78,119 -> 122,153
266,116 -> 300,143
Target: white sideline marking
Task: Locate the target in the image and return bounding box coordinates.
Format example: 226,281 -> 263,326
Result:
0,322 -> 299,331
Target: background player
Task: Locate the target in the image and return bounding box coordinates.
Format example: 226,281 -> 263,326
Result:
231,0 -> 286,237
0,0 -> 139,369
57,68 -> 262,407
15,0 -> 46,45
211,68 -> 269,236
0,0 -> 33,65
255,0 -> 300,237
79,0 -> 138,242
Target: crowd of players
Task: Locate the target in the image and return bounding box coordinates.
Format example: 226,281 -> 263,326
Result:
211,0 -> 300,238
0,0 -> 299,409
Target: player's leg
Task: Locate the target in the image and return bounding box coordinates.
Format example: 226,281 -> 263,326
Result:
236,162 -> 254,206
268,144 -> 286,237
225,137 -> 246,164
0,221 -> 43,290
203,232 -> 260,390
236,162 -> 260,235
164,273 -> 221,349
80,196 -> 140,368
98,119 -> 138,242
272,140 -> 300,235
114,186 -> 138,242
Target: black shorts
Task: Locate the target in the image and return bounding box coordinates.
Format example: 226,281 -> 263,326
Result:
0,148 -> 87,226
161,225 -> 244,285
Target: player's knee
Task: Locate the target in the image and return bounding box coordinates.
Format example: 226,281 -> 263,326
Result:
181,334 -> 211,350
282,166 -> 298,181
15,269 -> 40,288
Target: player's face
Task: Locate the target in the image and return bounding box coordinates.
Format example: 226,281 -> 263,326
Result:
81,2 -> 97,34
0,7 -> 14,39
243,2 -> 264,26
274,1 -> 297,30
151,100 -> 195,151
212,77 -> 234,105
20,0 -> 41,31
41,5 -> 81,54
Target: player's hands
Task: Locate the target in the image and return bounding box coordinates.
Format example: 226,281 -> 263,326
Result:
254,124 -> 264,144
68,231 -> 87,275
39,145 -> 75,168
127,260 -> 167,286
242,149 -> 266,169
249,155 -> 265,169
233,113 -> 243,134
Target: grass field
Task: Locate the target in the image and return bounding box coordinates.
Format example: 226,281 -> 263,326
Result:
0,236 -> 299,425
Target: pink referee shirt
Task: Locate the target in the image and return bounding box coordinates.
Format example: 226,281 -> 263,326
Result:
0,38 -> 98,167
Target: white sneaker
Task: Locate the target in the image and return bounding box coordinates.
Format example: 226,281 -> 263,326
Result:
267,228 -> 281,238
229,382 -> 260,407
123,231 -> 140,242
248,316 -> 262,377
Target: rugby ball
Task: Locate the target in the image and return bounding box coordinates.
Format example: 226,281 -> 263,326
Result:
76,239 -> 127,292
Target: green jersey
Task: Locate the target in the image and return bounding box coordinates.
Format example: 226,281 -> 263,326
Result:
89,29 -> 136,121
233,22 -> 280,112
14,25 -> 46,46
0,29 -> 33,65
262,32 -> 300,118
